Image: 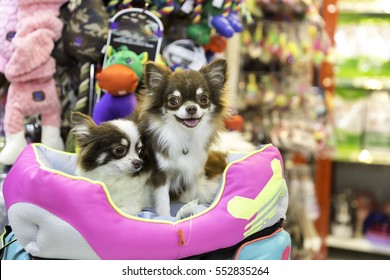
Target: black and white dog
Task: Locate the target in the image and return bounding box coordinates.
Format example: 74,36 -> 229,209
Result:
71,112 -> 152,216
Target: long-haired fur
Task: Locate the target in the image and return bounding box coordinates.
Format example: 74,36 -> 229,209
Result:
71,112 -> 152,216
135,59 -> 231,216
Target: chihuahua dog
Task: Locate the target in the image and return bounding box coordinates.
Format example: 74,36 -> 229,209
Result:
136,59 -> 231,216
180,132 -> 257,206
71,112 -> 152,216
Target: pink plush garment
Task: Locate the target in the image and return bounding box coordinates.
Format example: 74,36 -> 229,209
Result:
0,0 -> 67,165
4,0 -> 65,80
3,0 -> 68,133
0,0 -> 18,73
3,78 -> 61,134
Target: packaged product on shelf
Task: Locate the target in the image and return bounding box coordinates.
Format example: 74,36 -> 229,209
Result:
334,13 -> 390,88
332,87 -> 367,159
362,91 -> 390,151
330,189 -> 355,238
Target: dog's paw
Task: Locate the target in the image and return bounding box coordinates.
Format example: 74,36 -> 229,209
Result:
175,199 -> 199,221
155,204 -> 171,217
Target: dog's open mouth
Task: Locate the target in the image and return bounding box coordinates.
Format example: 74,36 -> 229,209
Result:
175,116 -> 202,128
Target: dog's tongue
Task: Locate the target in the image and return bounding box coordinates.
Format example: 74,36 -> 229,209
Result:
183,118 -> 199,127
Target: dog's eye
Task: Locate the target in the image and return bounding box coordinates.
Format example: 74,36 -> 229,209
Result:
199,94 -> 209,105
138,146 -> 144,157
168,96 -> 179,107
113,146 -> 126,156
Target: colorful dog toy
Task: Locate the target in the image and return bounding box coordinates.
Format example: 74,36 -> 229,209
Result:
187,0 -> 243,45
93,46 -> 147,124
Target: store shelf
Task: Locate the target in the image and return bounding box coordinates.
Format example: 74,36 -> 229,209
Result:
331,149 -> 390,166
336,77 -> 390,91
338,1 -> 390,14
326,235 -> 390,256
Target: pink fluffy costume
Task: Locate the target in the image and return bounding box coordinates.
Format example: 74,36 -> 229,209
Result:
0,0 -> 67,165
0,0 -> 17,73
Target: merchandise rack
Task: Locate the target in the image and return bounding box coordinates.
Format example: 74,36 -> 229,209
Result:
326,235 -> 390,256
316,0 -> 390,259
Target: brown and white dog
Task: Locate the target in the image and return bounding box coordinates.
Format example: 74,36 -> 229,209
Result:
135,59 -> 231,216
71,112 -> 152,216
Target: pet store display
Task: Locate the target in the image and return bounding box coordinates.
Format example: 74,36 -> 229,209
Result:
329,188 -> 390,247
238,2 -> 329,152
0,0 -> 248,160
236,0 -> 328,259
330,11 -> 390,162
317,1 -> 390,260
92,7 -> 164,124
0,0 -> 295,261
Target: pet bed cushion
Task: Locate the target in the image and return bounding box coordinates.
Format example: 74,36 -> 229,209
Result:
3,143 -> 288,260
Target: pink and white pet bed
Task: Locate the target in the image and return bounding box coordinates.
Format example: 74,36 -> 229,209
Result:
2,143 -> 290,260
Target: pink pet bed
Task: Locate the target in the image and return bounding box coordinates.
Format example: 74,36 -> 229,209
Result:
3,143 -> 289,260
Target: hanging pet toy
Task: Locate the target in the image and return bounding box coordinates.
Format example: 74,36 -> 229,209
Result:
93,46 -> 147,124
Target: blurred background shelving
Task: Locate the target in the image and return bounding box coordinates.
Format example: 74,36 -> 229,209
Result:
315,0 -> 390,260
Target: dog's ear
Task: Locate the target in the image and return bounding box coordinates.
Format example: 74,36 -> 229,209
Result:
144,62 -> 170,92
70,112 -> 96,144
200,59 -> 227,92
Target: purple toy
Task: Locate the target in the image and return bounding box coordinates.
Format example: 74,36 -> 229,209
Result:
92,93 -> 138,125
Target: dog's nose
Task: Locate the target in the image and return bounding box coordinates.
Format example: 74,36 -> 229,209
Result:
132,159 -> 142,169
186,105 -> 197,115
